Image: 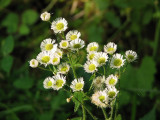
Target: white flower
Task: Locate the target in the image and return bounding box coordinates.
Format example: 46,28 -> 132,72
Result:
84,61 -> 98,73
40,11 -> 51,21
43,77 -> 54,89
110,53 -> 125,69
36,51 -> 52,67
70,39 -> 85,51
104,42 -> 117,55
51,17 -> 68,33
29,59 -> 38,68
87,42 -> 99,53
58,62 -> 70,74
40,38 -> 57,52
50,53 -> 60,65
59,40 -> 69,49
125,50 -> 137,62
87,52 -> 97,61
106,86 -> 118,100
105,74 -> 118,86
55,49 -> 63,58
94,52 -> 108,66
93,76 -> 105,90
52,74 -> 66,90
91,90 -> 109,108
66,30 -> 81,41
70,77 -> 84,92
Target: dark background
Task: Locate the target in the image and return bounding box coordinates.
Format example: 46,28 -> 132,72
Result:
0,0 -> 160,120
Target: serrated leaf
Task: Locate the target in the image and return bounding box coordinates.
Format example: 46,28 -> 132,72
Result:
1,55 -> 13,74
139,107 -> 156,120
13,77 -> 33,90
1,35 -> 14,55
19,24 -> 30,35
22,10 -> 38,25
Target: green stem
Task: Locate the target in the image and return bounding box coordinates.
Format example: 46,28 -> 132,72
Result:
110,100 -> 115,120
82,102 -> 86,120
38,66 -> 52,72
103,66 -> 106,76
131,94 -> 137,120
102,108 -> 108,120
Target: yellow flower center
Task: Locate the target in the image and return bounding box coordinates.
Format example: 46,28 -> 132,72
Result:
57,52 -> 62,57
55,79 -> 64,88
96,78 -> 101,84
45,44 -> 53,50
52,58 -> 58,63
90,46 -> 97,51
89,54 -> 95,60
47,81 -> 52,87
107,47 -> 114,52
32,61 -> 35,65
73,44 -> 81,48
75,83 -> 83,90
109,78 -> 116,85
99,95 -> 105,102
41,56 -> 50,63
88,64 -> 96,71
108,91 -> 116,98
56,23 -> 64,30
128,55 -> 134,60
61,66 -> 68,72
98,57 -> 106,64
113,59 -> 122,67
70,35 -> 77,40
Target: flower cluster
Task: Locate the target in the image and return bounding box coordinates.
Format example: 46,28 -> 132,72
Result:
29,11 -> 138,119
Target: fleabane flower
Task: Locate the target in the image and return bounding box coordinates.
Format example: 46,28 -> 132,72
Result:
125,50 -> 137,62
58,62 -> 70,74
70,39 -> 85,51
59,40 -> 69,49
43,77 -> 54,89
52,74 -> 66,90
66,30 -> 81,41
51,17 -> 68,33
104,42 -> 117,55
87,42 -> 99,53
94,52 -> 108,66
55,49 -> 63,58
50,53 -> 60,65
40,38 -> 57,52
110,53 -> 125,69
70,77 -> 84,92
36,51 -> 52,67
105,74 -> 118,86
91,91 -> 109,108
93,76 -> 105,90
84,61 -> 98,73
29,59 -> 39,68
87,52 -> 97,61
40,11 -> 51,21
106,86 -> 119,100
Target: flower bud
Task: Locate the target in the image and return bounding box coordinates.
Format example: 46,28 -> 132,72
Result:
40,12 -> 51,21
29,59 -> 39,68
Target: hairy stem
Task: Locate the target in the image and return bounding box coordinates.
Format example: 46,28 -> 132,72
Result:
102,108 -> 108,120
82,102 -> 86,120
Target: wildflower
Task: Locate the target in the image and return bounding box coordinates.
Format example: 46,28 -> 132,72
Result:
70,39 -> 85,51
105,74 -> 118,86
87,42 -> 99,53
66,30 -> 81,41
58,62 -> 70,74
55,49 -> 63,58
52,74 -> 66,90
40,11 -> 51,21
125,50 -> 137,62
36,51 -> 52,67
29,59 -> 39,68
51,17 -> 68,33
91,91 -> 109,108
84,61 -> 98,73
93,76 -> 105,90
94,52 -> 108,66
110,53 -> 125,69
104,42 -> 117,55
70,77 -> 84,92
43,77 -> 54,89
50,53 -> 60,65
40,38 -> 57,52
87,51 -> 97,61
59,40 -> 69,49
106,86 -> 119,100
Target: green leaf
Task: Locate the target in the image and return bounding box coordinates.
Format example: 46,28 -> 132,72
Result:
74,64 -> 83,67
2,13 -> 19,33
19,24 -> 30,35
142,9 -> 153,25
6,114 -> 20,120
13,76 -> 33,90
22,10 -> 38,25
1,35 -> 14,55
115,114 -> 122,120
0,0 -> 11,8
39,112 -> 53,120
1,55 -> 13,74
71,117 -> 82,120
94,0 -> 109,10
105,12 -> 121,28
72,92 -> 84,112
139,107 -> 156,120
